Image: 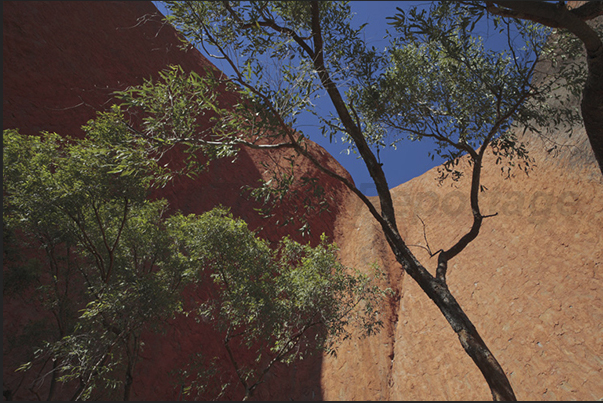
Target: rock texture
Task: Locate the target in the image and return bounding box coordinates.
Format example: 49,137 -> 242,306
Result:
321,22 -> 603,398
325,137 -> 603,400
3,2 -> 350,401
3,1 -> 603,401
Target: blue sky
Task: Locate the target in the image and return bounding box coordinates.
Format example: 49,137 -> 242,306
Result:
152,2 -> 502,196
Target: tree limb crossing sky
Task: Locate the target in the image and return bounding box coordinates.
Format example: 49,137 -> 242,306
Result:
153,1 -> 515,196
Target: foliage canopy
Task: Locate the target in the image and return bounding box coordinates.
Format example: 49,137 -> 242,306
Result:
3,111 -> 384,400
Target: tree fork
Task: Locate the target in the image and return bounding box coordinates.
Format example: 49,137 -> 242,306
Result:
384,230 -> 517,401
307,2 -> 517,399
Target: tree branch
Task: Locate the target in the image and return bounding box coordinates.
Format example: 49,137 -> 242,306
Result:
309,1 -> 398,229
407,215 -> 443,258
435,76 -> 533,283
91,201 -> 114,283
571,1 -> 603,21
389,122 -> 478,160
223,326 -> 250,400
70,329 -> 127,401
167,136 -> 296,151
188,2 -> 396,235
106,197 -> 130,283
247,321 -> 321,398
64,210 -> 106,281
222,1 -> 316,58
488,1 -> 603,53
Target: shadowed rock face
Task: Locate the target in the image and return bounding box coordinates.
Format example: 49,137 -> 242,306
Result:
3,2 -> 350,400
3,1 -> 602,401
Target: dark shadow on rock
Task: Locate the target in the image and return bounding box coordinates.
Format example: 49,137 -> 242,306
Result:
3,2 -> 334,400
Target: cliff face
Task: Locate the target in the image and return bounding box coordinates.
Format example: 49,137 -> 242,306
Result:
321,27 -> 603,401
4,2 -> 603,401
3,2 -> 350,400
324,136 -> 603,401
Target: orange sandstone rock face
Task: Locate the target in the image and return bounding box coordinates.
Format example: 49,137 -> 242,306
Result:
321,9 -> 603,400
323,118 -> 603,400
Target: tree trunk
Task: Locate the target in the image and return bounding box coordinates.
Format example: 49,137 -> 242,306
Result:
385,232 -> 517,401
123,334 -> 140,401
123,371 -> 133,401
46,359 -> 59,401
410,266 -> 516,401
581,41 -> 603,175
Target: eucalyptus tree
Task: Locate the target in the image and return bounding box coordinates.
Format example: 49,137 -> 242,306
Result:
116,1 -> 589,399
169,209 -> 384,400
3,111 -> 184,401
4,107 -> 383,400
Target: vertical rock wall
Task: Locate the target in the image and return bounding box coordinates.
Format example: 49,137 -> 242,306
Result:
321,36 -> 603,403
323,130 -> 602,402
3,2 -> 352,400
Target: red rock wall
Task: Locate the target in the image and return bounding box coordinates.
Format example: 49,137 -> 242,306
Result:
3,2 -> 352,400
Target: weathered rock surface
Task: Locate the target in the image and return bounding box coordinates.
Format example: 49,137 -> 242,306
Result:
322,35 -> 603,397
321,6 -> 603,400
4,1 -> 602,401
326,135 -> 603,400
3,2 -> 350,400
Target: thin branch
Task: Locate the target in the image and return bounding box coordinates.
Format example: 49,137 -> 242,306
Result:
223,327 -> 250,399
505,18 -> 522,78
319,117 -> 348,138
70,329 -> 128,401
247,321 -> 321,397
167,136 -> 296,151
91,201 -> 114,283
390,122 -> 478,159
407,215 -> 443,258
435,77 -> 533,283
64,209 -> 106,280
106,197 -> 130,282
222,1 -> 315,58
189,2 -> 395,235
